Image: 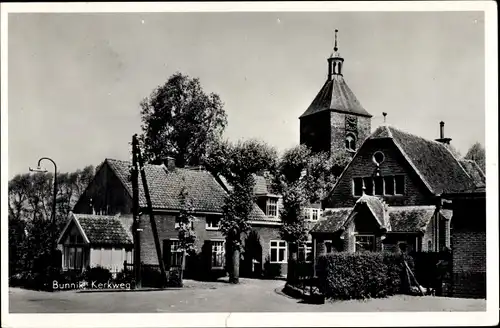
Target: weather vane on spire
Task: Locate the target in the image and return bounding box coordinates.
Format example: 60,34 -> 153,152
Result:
334,29 -> 339,52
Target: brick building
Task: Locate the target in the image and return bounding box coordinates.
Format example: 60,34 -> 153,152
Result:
61,158 -> 289,278
311,122 -> 485,251
299,29 -> 372,158
445,187 -> 486,298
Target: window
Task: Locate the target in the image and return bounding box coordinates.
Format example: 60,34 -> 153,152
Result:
211,241 -> 225,268
345,134 -> 356,151
384,176 -> 394,195
311,208 -> 321,221
163,240 -> 183,267
266,198 -> 278,217
395,175 -> 405,195
355,235 -> 375,252
270,240 -> 287,263
206,216 -> 220,230
353,177 -> 363,196
64,246 -> 85,270
363,177 -> 373,195
303,208 -> 323,221
374,176 -> 384,196
175,217 -> 194,230
353,175 -> 405,197
325,240 -> 333,253
298,242 -> 313,262
373,151 -> 385,165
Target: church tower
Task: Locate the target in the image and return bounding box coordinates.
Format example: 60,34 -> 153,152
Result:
299,30 -> 372,157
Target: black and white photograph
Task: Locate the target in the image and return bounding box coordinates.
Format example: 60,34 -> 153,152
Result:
1,1 -> 498,327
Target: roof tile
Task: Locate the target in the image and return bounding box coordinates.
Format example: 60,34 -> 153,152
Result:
74,214 -> 133,245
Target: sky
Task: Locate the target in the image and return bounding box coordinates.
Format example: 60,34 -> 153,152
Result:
7,11 -> 485,178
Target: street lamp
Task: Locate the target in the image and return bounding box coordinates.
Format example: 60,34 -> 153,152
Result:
29,157 -> 57,263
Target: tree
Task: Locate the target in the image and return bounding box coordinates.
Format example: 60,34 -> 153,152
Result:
464,142 -> 486,173
275,146 -> 351,282
206,139 -> 278,283
177,183 -> 197,283
139,72 -> 228,168
8,165 -> 95,275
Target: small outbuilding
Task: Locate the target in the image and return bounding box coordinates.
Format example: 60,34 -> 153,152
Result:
57,213 -> 133,274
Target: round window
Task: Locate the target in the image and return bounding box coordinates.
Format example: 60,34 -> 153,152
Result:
373,151 -> 385,165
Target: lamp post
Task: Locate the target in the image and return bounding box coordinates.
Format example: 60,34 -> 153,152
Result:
29,157 -> 57,263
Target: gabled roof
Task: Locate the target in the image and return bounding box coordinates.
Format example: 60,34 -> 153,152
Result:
310,208 -> 351,233
58,213 -> 133,246
366,125 -> 476,195
106,159 -> 227,213
299,75 -> 372,119
311,204 -> 445,234
459,159 -> 485,188
353,195 -> 390,230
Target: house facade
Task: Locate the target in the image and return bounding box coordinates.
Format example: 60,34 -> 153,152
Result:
57,213 -> 133,274
61,158 -> 293,278
310,123 -> 486,280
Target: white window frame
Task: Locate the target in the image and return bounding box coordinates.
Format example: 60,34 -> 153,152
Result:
394,175 -> 405,195
298,242 -> 313,263
270,240 -> 287,264
383,175 -> 395,195
354,234 -> 376,252
206,217 -> 220,231
266,198 -> 278,217
211,240 -> 225,268
352,177 -> 363,196
169,239 -> 183,267
175,217 -> 194,230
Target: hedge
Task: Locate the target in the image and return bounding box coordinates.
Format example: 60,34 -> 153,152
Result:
316,252 -> 413,300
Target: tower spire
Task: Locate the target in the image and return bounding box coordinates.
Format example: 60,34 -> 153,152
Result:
328,29 -> 344,77
334,29 -> 338,52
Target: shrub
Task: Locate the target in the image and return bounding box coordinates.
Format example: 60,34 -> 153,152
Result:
317,252 -> 410,300
9,266 -> 63,291
167,267 -> 183,287
141,266 -> 165,287
263,258 -> 282,278
115,269 -> 134,285
83,266 -> 112,284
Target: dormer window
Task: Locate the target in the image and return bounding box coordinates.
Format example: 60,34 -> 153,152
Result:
266,198 -> 278,217
303,208 -> 323,221
345,134 -> 356,151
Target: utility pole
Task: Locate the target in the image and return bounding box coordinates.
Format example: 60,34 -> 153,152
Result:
131,135 -> 142,288
135,136 -> 167,286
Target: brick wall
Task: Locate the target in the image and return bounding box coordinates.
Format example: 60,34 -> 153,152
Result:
324,138 -> 434,208
330,112 -> 371,156
138,213 -> 224,266
450,196 -> 486,298
451,231 -> 486,298
245,224 -> 287,277
299,111 -> 331,154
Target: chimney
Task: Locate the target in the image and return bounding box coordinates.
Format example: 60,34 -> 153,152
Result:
435,121 -> 452,145
164,156 -> 176,170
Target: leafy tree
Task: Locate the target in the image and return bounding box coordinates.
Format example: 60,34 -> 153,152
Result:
8,166 -> 94,275
139,72 -> 228,168
206,139 -> 278,283
177,183 -> 197,282
275,146 -> 351,281
464,142 -> 486,173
